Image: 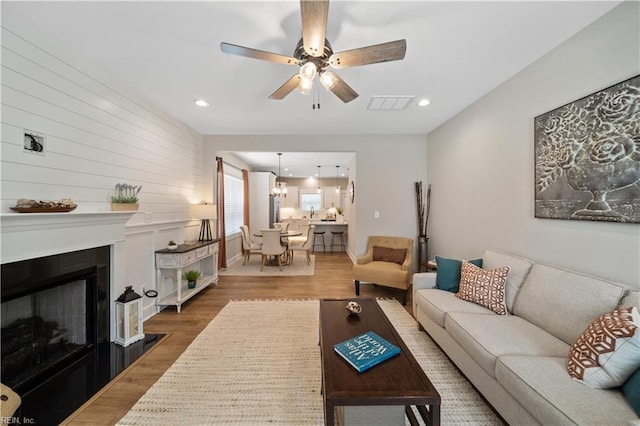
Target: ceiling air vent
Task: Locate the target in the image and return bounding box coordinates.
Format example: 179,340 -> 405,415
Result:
367,96 -> 415,111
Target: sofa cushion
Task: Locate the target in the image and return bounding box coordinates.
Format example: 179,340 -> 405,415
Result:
445,312 -> 569,378
434,256 -> 482,292
496,355 -> 639,425
623,367 -> 640,416
482,249 -> 533,313
372,246 -> 406,265
568,306 -> 640,389
414,288 -> 494,328
621,290 -> 640,309
456,261 -> 509,315
512,264 -> 626,345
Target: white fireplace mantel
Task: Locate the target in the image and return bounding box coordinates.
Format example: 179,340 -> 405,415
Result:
1,211 -> 136,342
1,211 -> 134,264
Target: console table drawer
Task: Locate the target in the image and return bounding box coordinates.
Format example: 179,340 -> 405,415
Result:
209,243 -> 219,255
196,246 -> 209,259
185,250 -> 200,265
156,253 -> 180,268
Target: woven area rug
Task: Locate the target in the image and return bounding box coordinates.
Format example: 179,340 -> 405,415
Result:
117,300 -> 500,425
218,255 -> 315,276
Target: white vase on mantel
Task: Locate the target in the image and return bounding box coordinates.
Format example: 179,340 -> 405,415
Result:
336,214 -> 344,223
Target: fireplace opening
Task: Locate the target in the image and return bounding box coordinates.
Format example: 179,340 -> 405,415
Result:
1,268 -> 97,393
1,246 -> 110,397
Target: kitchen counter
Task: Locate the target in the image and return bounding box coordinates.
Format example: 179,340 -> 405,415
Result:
309,220 -> 348,225
307,222 -> 348,252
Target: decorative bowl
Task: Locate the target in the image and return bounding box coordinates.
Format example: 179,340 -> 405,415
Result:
345,301 -> 362,315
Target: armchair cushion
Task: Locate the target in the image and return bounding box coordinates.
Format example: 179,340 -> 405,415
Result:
373,246 -> 407,265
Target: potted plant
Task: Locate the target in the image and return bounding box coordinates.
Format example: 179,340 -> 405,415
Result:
111,183 -> 142,211
183,270 -> 201,289
167,240 -> 178,250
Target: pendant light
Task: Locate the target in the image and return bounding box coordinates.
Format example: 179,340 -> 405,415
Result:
273,153 -> 287,198
335,165 -> 341,193
317,165 -> 322,193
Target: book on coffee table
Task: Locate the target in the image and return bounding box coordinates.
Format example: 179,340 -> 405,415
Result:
333,331 -> 400,373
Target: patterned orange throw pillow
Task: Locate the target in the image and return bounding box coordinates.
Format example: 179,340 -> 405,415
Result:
456,261 -> 509,315
568,306 -> 640,389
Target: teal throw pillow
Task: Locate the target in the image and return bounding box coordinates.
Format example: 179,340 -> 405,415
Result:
623,367 -> 640,416
435,256 -> 483,292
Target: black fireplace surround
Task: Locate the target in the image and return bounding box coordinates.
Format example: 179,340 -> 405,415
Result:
1,247 -> 110,395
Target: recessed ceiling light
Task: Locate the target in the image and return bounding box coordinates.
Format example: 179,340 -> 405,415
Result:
194,99 -> 209,107
418,99 -> 431,107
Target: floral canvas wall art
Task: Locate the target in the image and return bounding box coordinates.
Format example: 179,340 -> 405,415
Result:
535,74 -> 640,223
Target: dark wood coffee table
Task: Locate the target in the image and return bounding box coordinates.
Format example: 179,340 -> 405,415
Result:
319,298 -> 441,426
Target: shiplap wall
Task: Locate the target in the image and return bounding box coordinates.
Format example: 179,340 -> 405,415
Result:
1,13 -> 207,319
1,13 -> 204,215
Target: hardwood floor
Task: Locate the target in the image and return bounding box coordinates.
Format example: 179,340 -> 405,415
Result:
63,252 -> 414,425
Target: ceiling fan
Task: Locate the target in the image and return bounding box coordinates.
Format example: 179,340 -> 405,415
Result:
220,0 -> 406,103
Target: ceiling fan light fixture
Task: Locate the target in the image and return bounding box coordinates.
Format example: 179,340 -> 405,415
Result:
299,62 -> 317,81
320,71 -> 338,90
298,77 -> 314,95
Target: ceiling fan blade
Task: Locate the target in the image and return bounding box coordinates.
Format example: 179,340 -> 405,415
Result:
220,42 -> 299,66
329,39 -> 407,69
322,72 -> 358,103
268,75 -> 302,100
301,0 -> 329,57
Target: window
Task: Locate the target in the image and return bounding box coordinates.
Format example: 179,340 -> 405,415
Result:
223,174 -> 244,237
300,193 -> 322,211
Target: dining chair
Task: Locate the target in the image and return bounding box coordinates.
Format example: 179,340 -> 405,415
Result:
239,225 -> 262,265
290,225 -> 315,265
260,228 -> 286,271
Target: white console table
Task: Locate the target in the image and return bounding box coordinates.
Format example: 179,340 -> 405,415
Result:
155,240 -> 219,313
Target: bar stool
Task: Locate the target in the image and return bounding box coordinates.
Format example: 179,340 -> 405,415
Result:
312,230 -> 326,254
331,231 -> 346,252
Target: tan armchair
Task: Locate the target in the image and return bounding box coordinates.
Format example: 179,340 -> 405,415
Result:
353,236 -> 413,305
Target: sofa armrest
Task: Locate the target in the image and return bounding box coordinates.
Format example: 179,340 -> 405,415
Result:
356,254 -> 373,265
413,272 -> 437,291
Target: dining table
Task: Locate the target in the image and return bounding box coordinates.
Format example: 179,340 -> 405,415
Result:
253,229 -> 303,238
252,229 -> 303,265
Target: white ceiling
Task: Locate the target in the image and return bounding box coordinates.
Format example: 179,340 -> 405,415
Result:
2,1 -> 620,176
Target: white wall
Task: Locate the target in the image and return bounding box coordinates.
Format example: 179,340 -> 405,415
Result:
205,135 -> 428,262
1,13 -> 207,318
427,2 -> 640,289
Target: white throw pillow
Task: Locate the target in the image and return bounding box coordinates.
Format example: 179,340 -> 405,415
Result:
568,306 -> 640,389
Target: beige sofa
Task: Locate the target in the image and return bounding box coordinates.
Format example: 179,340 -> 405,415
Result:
412,249 -> 640,425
